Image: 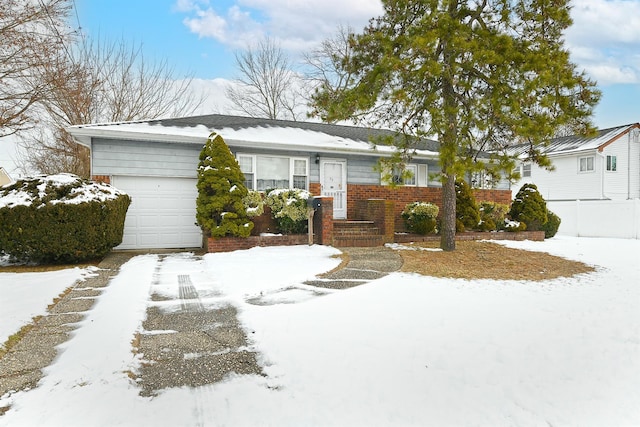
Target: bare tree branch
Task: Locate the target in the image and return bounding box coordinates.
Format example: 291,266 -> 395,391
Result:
19,36 -> 206,177
226,37 -> 303,120
0,0 -> 72,136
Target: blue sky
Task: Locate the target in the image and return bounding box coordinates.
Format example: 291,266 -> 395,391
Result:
71,0 -> 640,129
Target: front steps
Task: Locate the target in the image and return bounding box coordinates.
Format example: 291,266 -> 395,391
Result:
332,220 -> 385,247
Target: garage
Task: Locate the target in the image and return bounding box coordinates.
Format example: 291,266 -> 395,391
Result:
112,176 -> 203,249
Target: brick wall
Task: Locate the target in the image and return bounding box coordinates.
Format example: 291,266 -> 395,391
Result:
355,199 -> 395,243
394,230 -> 545,243
312,196 -> 333,245
92,175 -> 111,184
208,234 -> 309,253
347,184 -> 512,230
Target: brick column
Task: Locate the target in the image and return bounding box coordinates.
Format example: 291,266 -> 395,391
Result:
356,199 -> 395,243
312,196 -> 333,245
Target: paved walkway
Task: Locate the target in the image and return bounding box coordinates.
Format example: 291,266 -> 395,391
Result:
0,246 -> 402,407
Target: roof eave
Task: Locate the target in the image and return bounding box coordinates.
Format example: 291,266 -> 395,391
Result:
66,126 -> 440,159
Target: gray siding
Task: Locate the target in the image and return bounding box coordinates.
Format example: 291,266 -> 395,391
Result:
92,138 -> 441,188
92,139 -> 201,178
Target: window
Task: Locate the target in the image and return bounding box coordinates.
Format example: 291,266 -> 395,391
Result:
236,154 -> 308,191
522,163 -> 531,177
579,156 -> 595,172
606,155 -> 617,172
237,155 -> 254,189
388,164 -> 417,186
293,159 -> 308,189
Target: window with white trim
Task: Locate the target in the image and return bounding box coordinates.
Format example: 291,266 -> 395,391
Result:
606,155 -> 617,172
579,156 -> 595,172
384,163 -> 418,186
522,163 -> 531,177
237,154 -> 308,191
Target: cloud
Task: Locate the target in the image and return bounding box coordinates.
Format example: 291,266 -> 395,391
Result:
175,0 -> 640,87
175,0 -> 383,51
565,0 -> 640,85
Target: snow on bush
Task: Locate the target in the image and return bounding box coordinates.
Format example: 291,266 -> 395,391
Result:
242,190 -> 264,218
0,173 -> 123,209
265,188 -> 311,234
0,174 -> 130,264
196,133 -> 253,238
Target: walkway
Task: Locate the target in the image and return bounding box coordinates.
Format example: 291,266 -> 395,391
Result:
0,246 -> 402,407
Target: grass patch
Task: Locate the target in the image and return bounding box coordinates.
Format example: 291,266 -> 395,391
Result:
0,260 -> 100,273
0,315 -> 43,358
398,241 -> 594,280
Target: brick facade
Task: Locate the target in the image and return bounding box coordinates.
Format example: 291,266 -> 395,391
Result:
345,184 -> 512,230
92,175 -> 111,184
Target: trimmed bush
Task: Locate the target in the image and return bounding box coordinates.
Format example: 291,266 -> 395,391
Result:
542,209 -> 561,238
508,183 -> 548,231
0,174 -> 130,264
455,179 -> 481,232
265,188 -> 311,234
401,201 -> 439,235
478,201 -> 510,231
196,133 -> 254,238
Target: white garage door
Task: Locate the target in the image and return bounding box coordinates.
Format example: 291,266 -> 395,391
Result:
112,176 -> 202,249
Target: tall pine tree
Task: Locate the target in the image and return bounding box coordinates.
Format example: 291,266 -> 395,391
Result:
196,133 -> 254,238
312,0 -> 600,251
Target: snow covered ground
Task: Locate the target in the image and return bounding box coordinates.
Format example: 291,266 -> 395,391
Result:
0,266 -> 96,345
1,236 -> 639,426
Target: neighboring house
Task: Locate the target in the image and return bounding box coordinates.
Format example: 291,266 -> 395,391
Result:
68,114 -> 511,250
0,167 -> 12,187
512,123 -> 640,201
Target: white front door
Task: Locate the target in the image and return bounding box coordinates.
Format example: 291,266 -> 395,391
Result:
320,159 -> 347,219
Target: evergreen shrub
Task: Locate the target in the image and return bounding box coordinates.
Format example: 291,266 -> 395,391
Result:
265,188 -> 311,234
401,201 -> 439,235
542,209 -> 561,238
508,183 -> 548,231
478,201 -> 510,231
0,174 -> 130,264
196,134 -> 254,238
455,179 -> 480,232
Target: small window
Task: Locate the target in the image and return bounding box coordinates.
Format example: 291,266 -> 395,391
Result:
238,155 -> 254,189
606,155 -> 617,172
579,156 -> 595,172
522,163 -> 531,177
292,159 -> 308,189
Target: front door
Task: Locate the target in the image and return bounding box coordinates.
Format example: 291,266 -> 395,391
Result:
320,159 -> 347,219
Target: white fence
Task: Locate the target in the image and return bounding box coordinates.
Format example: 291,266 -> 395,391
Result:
548,199 -> 640,239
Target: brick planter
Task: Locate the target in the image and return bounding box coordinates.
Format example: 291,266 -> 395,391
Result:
208,234 -> 309,253
394,230 -> 545,243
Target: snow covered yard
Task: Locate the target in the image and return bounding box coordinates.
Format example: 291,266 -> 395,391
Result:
1,236 -> 639,426
0,266 -> 96,345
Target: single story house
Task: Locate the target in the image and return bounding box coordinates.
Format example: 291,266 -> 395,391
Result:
68,114 -> 511,250
512,123 -> 640,201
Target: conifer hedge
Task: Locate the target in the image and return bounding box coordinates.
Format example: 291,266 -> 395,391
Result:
0,174 -> 130,264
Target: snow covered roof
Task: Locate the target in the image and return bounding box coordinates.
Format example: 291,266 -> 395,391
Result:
67,114 -> 440,158
511,123 -> 640,157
